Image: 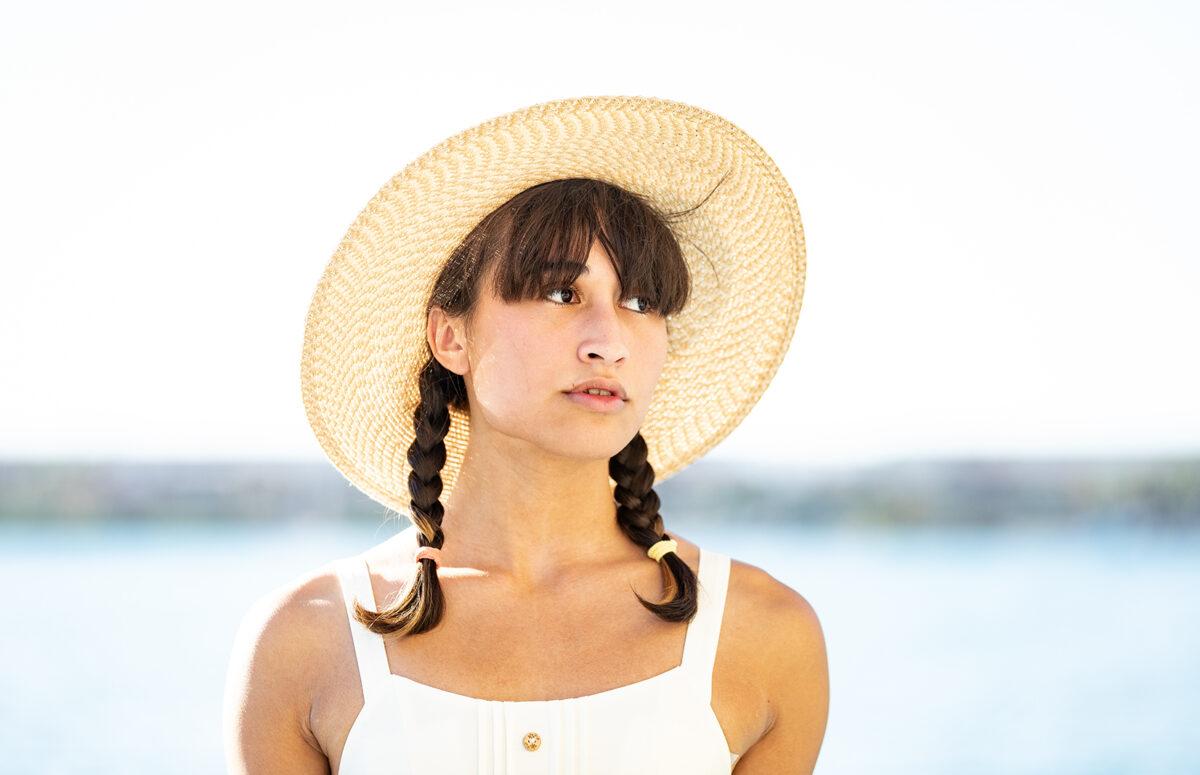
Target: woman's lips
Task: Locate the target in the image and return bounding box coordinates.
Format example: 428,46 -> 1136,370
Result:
564,391 -> 626,413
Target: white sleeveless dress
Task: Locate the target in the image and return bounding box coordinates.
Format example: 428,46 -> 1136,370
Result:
334,546 -> 740,774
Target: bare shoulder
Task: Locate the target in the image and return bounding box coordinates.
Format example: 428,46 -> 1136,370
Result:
726,557 -> 830,773
222,558 -> 352,774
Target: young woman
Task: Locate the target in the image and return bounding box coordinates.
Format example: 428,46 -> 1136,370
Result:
224,96 -> 829,774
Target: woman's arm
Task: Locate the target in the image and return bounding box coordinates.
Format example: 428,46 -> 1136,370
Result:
222,587 -> 331,774
734,583 -> 830,773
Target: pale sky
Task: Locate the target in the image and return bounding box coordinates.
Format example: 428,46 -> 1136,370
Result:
1,0 -> 1196,469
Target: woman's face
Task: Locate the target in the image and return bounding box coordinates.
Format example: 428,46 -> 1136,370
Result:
430,238 -> 669,462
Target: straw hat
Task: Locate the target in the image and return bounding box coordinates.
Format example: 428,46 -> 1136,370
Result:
300,95 -> 806,516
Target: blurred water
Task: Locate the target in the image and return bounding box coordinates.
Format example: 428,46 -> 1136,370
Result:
1,519 -> 1197,774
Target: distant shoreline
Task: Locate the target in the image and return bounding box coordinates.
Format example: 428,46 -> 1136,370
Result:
1,455 -> 1196,527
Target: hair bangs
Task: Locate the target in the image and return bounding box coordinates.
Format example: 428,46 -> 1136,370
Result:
484,179 -> 693,318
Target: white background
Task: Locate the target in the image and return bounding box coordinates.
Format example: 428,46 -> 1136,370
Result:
2,0 -> 1196,467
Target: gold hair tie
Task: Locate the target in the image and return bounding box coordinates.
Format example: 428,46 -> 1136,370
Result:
414,545 -> 444,567
646,538 -> 678,562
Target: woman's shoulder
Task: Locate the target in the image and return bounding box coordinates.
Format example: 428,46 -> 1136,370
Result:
726,554 -> 821,623
724,551 -> 825,669
682,533 -> 816,620
230,550 -> 370,685
674,535 -> 825,686
225,553 -> 368,765
722,552 -> 829,762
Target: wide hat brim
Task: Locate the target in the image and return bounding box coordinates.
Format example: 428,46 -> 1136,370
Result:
301,95 -> 806,516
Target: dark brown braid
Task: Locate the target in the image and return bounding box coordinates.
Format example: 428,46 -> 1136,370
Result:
352,354 -> 465,635
610,431 -> 699,623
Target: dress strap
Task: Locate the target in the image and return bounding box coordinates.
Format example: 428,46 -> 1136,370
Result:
679,546 -> 732,700
334,556 -> 392,701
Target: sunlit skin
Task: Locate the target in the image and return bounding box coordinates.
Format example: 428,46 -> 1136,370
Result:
425,237 -> 669,590
226,237 -> 830,775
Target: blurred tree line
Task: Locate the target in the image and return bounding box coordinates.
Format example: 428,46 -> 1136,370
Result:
0,455 -> 1196,528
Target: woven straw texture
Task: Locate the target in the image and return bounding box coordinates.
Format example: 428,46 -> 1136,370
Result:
301,95 -> 806,515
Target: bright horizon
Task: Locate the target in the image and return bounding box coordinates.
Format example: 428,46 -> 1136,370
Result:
2,1 -> 1197,469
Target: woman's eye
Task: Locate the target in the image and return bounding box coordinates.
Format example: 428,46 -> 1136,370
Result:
621,296 -> 654,314
545,287 -> 655,314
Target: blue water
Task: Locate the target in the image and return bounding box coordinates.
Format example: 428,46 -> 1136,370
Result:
1,519 -> 1197,774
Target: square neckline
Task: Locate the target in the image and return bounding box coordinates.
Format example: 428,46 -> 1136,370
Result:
364,546 -> 707,705
383,654 -> 686,704
339,546 -> 742,770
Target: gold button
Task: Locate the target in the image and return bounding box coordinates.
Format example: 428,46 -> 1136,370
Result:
522,731 -> 542,751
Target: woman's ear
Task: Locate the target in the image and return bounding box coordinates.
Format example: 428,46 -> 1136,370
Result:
427,306 -> 470,376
